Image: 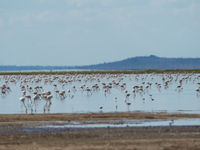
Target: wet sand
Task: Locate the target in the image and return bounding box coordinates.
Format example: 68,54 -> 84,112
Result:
0,112 -> 200,150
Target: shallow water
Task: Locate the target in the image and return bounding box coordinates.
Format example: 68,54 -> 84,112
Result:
35,118 -> 200,128
0,73 -> 200,114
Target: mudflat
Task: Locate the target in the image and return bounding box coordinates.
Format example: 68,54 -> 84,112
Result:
1,112 -> 200,122
0,112 -> 200,150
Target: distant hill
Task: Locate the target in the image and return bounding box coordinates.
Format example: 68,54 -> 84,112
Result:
76,55 -> 200,70
1,55 -> 200,71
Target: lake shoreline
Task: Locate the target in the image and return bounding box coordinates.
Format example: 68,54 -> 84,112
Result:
1,69 -> 200,75
1,112 -> 200,123
0,123 -> 200,150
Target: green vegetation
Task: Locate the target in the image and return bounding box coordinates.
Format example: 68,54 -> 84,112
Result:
0,69 -> 200,75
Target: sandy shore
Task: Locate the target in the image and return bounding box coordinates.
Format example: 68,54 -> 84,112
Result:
0,112 -> 200,150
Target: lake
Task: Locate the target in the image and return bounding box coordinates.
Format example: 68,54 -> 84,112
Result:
0,73 -> 200,114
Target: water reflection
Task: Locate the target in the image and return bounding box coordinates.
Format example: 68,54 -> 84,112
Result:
0,73 -> 200,114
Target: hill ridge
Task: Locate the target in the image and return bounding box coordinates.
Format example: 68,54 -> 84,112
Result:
1,55 -> 200,71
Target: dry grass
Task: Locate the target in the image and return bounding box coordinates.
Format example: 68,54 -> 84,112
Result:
1,112 -> 200,150
0,126 -> 200,150
0,112 -> 200,123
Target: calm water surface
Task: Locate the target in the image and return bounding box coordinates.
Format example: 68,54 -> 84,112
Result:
0,73 -> 200,114
37,118 -> 200,128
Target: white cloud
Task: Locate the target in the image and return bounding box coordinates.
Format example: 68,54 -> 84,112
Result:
65,0 -> 93,7
8,13 -> 31,25
34,11 -> 53,22
5,10 -> 56,26
64,0 -> 115,8
172,2 -> 200,17
1,0 -> 200,30
188,3 -> 200,15
0,18 -> 4,27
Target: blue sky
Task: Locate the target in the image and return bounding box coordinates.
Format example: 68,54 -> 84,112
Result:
0,0 -> 200,65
